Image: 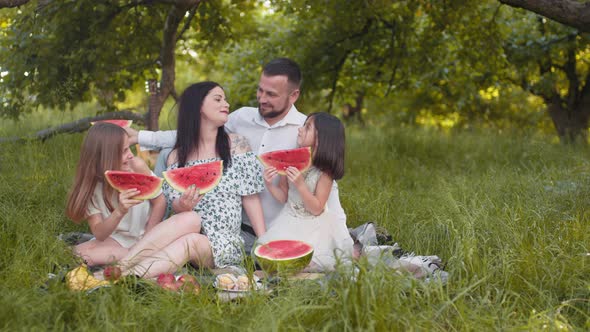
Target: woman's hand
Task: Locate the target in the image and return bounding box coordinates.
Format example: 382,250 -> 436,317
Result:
116,189 -> 143,215
174,185 -> 201,213
285,166 -> 305,189
263,166 -> 278,185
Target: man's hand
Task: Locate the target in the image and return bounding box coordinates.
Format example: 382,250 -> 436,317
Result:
124,127 -> 139,145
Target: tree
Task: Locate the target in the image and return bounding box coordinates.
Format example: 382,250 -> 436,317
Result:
240,1 -> 506,125
502,13 -> 590,142
225,1 -> 586,142
0,0 -> 259,130
499,0 -> 590,32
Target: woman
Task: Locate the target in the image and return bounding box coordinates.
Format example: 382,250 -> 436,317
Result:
123,81 -> 266,276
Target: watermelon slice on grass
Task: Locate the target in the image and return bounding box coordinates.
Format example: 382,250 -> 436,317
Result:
258,147 -> 312,175
104,171 -> 163,200
90,119 -> 133,128
254,240 -> 314,275
163,160 -> 223,195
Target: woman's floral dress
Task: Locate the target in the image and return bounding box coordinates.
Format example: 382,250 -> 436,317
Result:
163,152 -> 264,268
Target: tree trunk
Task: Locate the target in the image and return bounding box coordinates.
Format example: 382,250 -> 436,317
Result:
547,100 -> 590,144
146,3 -> 198,130
343,91 -> 365,124
147,79 -> 162,131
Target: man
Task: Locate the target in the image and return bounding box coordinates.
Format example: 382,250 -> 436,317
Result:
127,58 -> 346,245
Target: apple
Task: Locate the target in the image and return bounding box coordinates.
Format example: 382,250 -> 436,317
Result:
178,274 -> 201,294
103,265 -> 122,281
156,273 -> 176,286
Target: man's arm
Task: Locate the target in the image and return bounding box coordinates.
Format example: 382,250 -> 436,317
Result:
125,127 -> 177,150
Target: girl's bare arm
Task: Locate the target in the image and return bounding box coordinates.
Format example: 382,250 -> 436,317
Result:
292,172 -> 333,216
263,167 -> 288,203
145,194 -> 166,232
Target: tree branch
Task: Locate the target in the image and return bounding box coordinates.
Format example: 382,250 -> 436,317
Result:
0,0 -> 30,8
499,0 -> 590,32
177,5 -> 198,41
326,51 -> 351,114
0,110 -> 146,143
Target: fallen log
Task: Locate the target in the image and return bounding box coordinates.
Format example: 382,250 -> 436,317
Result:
0,110 -> 147,143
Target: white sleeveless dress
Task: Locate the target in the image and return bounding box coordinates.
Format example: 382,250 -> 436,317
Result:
257,167 -> 354,271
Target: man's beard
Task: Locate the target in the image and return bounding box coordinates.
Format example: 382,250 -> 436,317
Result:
258,106 -> 287,119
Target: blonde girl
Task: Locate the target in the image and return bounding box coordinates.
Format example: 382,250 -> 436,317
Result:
65,123 -> 166,265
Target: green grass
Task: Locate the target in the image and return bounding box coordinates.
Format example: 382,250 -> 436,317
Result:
1,121 -> 589,331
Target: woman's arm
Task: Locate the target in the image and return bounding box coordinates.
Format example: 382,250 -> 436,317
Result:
287,168 -> 333,216
145,194 -> 166,232
87,189 -> 142,241
242,194 -> 266,237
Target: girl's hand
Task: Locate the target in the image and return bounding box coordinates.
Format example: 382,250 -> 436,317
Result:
117,189 -> 143,214
285,166 -> 305,189
263,166 -> 279,185
176,185 -> 201,212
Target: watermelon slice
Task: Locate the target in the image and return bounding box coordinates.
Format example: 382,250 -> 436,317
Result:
258,147 -> 312,175
163,160 -> 223,194
254,240 -> 314,275
104,171 -> 163,200
91,119 -> 133,128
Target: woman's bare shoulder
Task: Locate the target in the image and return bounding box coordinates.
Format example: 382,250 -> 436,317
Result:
229,133 -> 252,155
166,149 -> 178,166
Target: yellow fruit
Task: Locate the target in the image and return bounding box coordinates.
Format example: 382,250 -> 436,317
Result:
66,265 -> 110,291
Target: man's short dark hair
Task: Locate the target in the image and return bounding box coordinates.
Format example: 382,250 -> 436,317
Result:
262,58 -> 302,89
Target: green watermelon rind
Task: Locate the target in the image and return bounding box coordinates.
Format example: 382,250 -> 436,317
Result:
257,147 -> 312,175
253,240 -> 314,275
162,160 -> 223,195
104,171 -> 163,200
90,119 -> 133,128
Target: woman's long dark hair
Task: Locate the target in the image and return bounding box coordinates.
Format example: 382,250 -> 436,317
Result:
308,112 -> 345,180
174,81 -> 231,169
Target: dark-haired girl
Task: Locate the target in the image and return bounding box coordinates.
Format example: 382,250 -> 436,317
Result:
258,112 -> 353,271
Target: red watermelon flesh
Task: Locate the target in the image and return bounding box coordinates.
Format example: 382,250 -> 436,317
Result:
258,147 -> 312,175
91,119 -> 133,128
163,160 -> 223,194
254,240 -> 314,275
104,171 -> 163,200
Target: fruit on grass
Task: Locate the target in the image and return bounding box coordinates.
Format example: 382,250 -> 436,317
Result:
104,171 -> 163,200
163,160 -> 223,194
178,274 -> 201,294
156,273 -> 179,291
66,265 -> 110,291
103,266 -> 122,281
90,119 -> 133,128
254,239 -> 314,275
258,147 -> 312,175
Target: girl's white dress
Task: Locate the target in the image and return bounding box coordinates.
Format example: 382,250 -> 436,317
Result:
257,167 -> 354,271
86,182 -> 155,248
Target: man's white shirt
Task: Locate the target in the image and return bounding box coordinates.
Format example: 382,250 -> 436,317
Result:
137,105 -> 347,228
